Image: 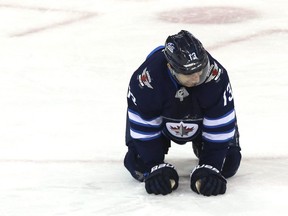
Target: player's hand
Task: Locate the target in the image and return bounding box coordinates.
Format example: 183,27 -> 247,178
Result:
144,163 -> 179,195
190,164 -> 227,196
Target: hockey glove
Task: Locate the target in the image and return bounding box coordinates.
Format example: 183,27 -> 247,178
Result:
190,164 -> 227,196
145,163 -> 179,195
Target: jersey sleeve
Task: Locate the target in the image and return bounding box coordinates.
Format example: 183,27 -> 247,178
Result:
198,61 -> 238,171
126,54 -> 169,168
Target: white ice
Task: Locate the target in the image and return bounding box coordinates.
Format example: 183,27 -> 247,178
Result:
0,0 -> 287,215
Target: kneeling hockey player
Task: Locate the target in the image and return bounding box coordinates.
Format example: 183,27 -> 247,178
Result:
124,30 -> 241,196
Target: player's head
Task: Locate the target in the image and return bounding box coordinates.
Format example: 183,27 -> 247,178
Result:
164,30 -> 210,87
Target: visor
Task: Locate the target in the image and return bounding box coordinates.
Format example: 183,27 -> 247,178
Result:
168,60 -> 211,87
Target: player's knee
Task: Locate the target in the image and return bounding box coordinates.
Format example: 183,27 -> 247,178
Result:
221,147 -> 242,178
124,148 -> 148,182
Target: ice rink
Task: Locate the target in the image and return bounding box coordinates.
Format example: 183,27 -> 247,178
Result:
0,0 -> 288,215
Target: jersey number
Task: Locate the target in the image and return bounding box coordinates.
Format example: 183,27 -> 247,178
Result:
223,83 -> 233,106
127,86 -> 137,106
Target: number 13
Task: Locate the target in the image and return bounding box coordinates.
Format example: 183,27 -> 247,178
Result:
223,83 -> 233,106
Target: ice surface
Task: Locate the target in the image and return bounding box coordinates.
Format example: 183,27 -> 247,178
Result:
0,0 -> 287,215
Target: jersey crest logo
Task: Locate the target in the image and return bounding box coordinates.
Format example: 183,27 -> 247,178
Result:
138,68 -> 153,89
166,122 -> 199,138
175,87 -> 189,101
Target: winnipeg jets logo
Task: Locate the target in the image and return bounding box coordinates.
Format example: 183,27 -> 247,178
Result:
138,68 -> 153,89
166,122 -> 199,138
170,124 -> 194,137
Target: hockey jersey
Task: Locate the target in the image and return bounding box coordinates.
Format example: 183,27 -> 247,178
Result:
126,46 -> 237,171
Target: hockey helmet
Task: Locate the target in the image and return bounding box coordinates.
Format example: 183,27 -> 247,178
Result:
164,30 -> 209,76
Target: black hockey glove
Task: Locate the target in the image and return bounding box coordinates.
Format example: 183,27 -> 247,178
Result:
190,164 -> 227,196
144,163 -> 179,195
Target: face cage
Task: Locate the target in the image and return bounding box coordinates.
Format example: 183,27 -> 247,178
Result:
168,60 -> 211,87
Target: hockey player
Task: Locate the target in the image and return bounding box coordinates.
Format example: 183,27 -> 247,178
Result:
124,30 -> 241,196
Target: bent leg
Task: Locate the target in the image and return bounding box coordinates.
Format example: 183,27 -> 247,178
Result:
192,134 -> 203,158
124,146 -> 149,182
124,113 -> 149,182
222,125 -> 241,178
221,146 -> 242,178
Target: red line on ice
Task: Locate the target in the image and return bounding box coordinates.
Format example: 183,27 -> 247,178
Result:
0,4 -> 98,37
208,29 -> 288,50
